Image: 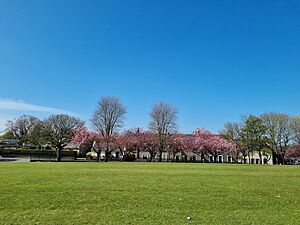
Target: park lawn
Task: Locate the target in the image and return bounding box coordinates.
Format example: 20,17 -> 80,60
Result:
0,163 -> 299,225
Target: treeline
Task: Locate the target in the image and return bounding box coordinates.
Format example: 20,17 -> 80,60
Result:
2,96 -> 300,163
220,113 -> 300,164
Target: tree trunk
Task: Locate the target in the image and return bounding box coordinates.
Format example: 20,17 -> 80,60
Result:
278,153 -> 285,165
158,150 -> 162,162
258,152 -> 262,164
201,152 -> 204,163
105,150 -> 108,162
272,151 -> 277,165
149,152 -> 153,162
137,146 -> 140,159
56,147 -> 62,162
105,142 -> 109,162
96,151 -> 100,162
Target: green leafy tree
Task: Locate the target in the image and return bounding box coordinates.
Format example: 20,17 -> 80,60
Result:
240,115 -> 269,164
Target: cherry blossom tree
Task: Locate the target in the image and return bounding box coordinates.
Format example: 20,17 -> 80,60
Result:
141,131 -> 158,162
195,129 -> 236,162
72,127 -> 98,159
286,145 -> 300,158
115,130 -> 137,156
169,134 -> 198,162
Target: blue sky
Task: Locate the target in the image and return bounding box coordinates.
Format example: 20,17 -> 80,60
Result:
0,0 -> 300,133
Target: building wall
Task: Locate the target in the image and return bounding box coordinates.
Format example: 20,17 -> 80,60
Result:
91,148 -> 273,165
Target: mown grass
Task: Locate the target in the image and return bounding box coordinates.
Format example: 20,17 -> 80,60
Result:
0,163 -> 299,225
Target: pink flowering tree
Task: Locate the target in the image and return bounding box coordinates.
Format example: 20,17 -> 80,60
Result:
286,145 -> 300,158
72,127 -> 106,161
168,133 -> 185,160
169,134 -> 199,161
140,131 -> 158,162
115,130 -> 137,156
195,129 -> 236,162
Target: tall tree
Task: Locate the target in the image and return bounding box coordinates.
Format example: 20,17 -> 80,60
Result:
261,112 -> 293,164
240,115 -> 268,164
91,96 -> 126,162
148,102 -> 178,162
43,114 -> 83,161
6,115 -> 40,146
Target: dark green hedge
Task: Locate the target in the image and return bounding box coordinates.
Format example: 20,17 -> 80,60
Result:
0,148 -> 74,156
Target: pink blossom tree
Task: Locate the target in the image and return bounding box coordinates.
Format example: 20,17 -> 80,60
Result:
195,129 -> 236,162
115,130 -> 137,156
286,145 -> 300,158
140,131 -> 158,162
72,127 -> 105,161
169,134 -> 199,162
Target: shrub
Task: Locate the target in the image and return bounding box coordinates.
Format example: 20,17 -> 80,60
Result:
86,152 -> 94,160
0,148 -> 74,156
123,153 -> 136,162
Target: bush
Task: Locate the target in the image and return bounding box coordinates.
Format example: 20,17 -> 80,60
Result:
0,148 -> 74,156
122,153 -> 136,162
86,152 -> 94,160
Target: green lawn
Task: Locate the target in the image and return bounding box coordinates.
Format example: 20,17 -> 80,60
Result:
0,163 -> 299,225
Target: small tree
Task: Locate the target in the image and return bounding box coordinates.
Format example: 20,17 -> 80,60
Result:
43,114 -> 83,161
149,102 -> 178,162
91,96 -> 126,162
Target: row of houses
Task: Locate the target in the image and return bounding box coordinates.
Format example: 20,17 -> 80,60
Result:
3,138 -> 299,165
89,147 -> 274,165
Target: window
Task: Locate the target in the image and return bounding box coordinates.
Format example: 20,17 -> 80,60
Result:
256,159 -> 259,164
209,156 -> 214,162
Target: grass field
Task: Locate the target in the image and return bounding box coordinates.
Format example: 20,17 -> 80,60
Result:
0,163 -> 299,225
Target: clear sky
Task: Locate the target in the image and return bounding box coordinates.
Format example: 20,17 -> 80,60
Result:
0,0 -> 299,133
